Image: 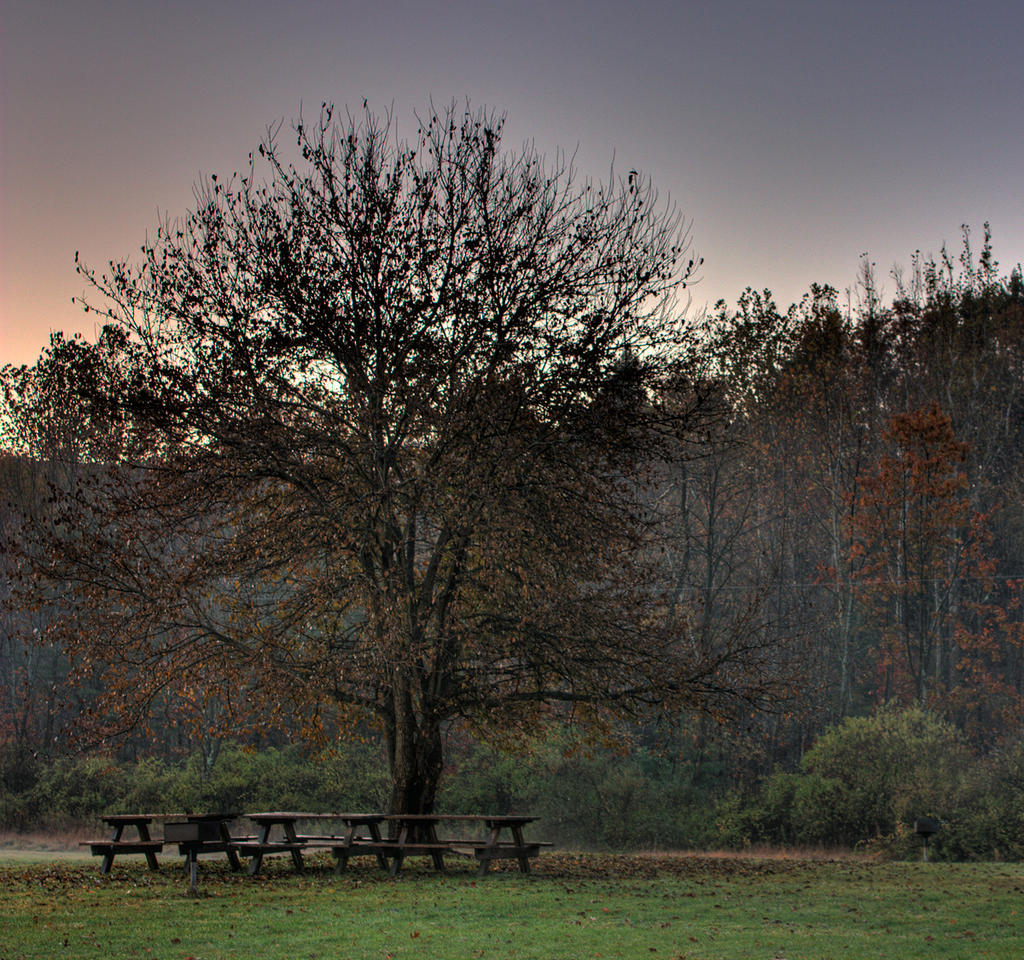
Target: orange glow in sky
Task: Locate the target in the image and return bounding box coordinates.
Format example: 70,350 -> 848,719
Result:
2,0 -> 1022,368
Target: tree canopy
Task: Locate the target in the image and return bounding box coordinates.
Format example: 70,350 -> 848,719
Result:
7,102 -> 786,813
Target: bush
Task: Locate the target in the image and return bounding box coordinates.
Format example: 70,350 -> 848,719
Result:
6,713 -> 1021,859
12,755 -> 131,829
705,707 -> 1024,859
437,731 -> 725,850
790,773 -> 846,845
939,737 -> 1024,861
0,739 -> 393,829
800,706 -> 971,851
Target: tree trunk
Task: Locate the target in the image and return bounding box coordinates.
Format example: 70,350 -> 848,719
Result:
387,736 -> 443,815
384,672 -> 444,814
386,721 -> 444,815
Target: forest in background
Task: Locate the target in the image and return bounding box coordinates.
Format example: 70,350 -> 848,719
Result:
3,226 -> 1024,859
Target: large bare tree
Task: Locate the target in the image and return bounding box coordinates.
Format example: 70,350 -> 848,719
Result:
14,103 -> 785,812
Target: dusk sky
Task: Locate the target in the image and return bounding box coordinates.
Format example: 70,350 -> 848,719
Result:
2,0 -> 1022,367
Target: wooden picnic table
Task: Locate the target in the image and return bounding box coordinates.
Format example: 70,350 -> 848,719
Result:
84,810 -> 549,883
82,814 -> 163,874
326,812 -> 391,872
372,813 -> 542,877
236,811 -> 311,875
81,813 -> 240,876
240,812 -> 547,877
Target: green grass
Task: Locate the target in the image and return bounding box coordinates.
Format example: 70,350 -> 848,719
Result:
1,852 -> 1022,959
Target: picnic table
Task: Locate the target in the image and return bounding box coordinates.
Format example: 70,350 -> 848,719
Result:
234,812 -> 311,875
240,812 -> 547,876
81,813 -> 240,876
82,814 -> 164,874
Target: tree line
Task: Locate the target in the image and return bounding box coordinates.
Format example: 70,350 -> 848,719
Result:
2,102 -> 1023,845
692,228 -> 1024,764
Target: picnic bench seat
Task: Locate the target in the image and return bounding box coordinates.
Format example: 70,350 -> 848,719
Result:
231,841 -> 307,854
448,840 -> 554,856
330,836 -> 554,875
231,840 -> 307,874
80,839 -> 163,874
331,840 -> 451,875
451,839 -> 553,873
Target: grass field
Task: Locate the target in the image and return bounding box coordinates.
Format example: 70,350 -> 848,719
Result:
1,851 -> 1021,959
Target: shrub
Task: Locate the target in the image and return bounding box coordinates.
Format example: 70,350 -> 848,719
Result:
790,773 -> 846,845
800,706 -> 971,850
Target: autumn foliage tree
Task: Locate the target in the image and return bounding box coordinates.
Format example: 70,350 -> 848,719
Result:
699,240 -> 1024,752
8,102 -> 791,814
849,403 -> 999,710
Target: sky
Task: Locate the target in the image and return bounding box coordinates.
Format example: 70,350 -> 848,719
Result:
2,0 -> 1022,367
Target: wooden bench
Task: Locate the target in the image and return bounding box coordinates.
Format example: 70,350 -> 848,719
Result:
331,840 -> 451,875
231,841 -> 307,874
80,839 -> 163,874
330,836 -> 554,876
450,840 -> 553,859
452,839 -> 553,874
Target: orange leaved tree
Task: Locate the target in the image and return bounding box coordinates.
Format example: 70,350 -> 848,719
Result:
849,403 -> 998,710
